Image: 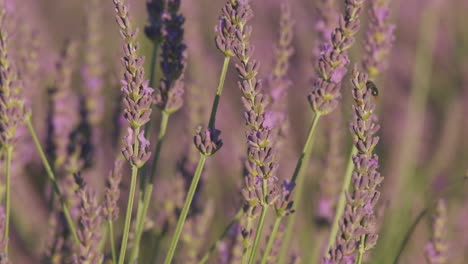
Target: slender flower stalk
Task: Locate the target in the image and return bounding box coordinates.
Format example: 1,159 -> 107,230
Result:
131,0 -> 187,260
280,0 -> 367,261
112,1 -> 154,263
328,0 -> 394,253
162,0 -> 246,261
26,118 -> 79,245
425,199 -> 449,264
324,68 -> 383,264
227,2 -> 281,263
0,2 -> 26,253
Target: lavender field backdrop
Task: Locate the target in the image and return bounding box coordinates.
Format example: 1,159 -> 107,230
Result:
0,0 -> 467,263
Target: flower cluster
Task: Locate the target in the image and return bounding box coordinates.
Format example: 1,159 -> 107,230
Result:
49,40 -> 79,169
425,199 -> 449,264
103,160 -> 123,221
82,0 -> 105,127
113,0 -> 154,168
230,0 -> 280,252
313,0 -> 338,61
324,68 -> 383,263
362,0 -> 395,79
0,5 -> 26,149
194,127 -> 223,156
268,0 -> 294,150
72,175 -> 103,264
215,0 -> 242,57
308,0 -> 367,115
145,0 -> 165,45
154,0 -> 187,114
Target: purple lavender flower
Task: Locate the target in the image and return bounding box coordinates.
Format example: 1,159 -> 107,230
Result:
362,0 -> 395,79
313,0 -> 338,62
231,0 -> 280,255
113,0 -> 154,168
215,1 -> 241,57
315,112 -> 344,226
82,0 -> 105,127
324,68 -> 383,263
103,160 -> 123,222
194,127 -> 223,156
0,4 -> 26,150
267,0 -> 294,150
48,40 -> 79,169
154,0 -> 187,114
145,0 -> 165,45
72,174 -> 103,264
308,0 -> 367,116
425,199 -> 449,264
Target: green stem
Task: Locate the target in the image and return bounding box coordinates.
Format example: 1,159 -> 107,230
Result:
118,127 -> 141,264
3,146 -> 12,253
149,44 -> 159,90
356,235 -> 366,264
163,154 -> 207,264
248,179 -> 270,264
109,220 -> 117,264
278,113 -> 321,263
208,56 -> 230,128
326,146 -> 358,252
260,216 -> 282,264
199,208 -> 243,264
26,118 -> 79,245
130,112 -> 169,262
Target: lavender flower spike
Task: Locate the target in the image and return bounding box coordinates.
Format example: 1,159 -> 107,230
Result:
72,175 -> 103,264
0,206 -> 10,263
145,0 -> 165,45
324,67 -> 383,264
425,199 -> 449,264
154,0 -> 187,114
0,2 -> 26,149
308,0 -> 367,116
232,1 -> 280,261
113,0 -> 154,167
362,0 -> 395,79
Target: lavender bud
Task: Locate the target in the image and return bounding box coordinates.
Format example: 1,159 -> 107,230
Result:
193,127 -> 223,156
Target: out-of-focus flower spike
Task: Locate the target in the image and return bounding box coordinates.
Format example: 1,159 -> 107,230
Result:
425,199 -> 449,264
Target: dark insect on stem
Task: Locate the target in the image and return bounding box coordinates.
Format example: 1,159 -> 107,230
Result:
366,80 -> 379,97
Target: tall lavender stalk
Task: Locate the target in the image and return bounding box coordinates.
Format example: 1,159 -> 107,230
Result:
326,0 -> 394,253
0,1 -> 26,253
324,68 -> 383,264
425,199 -> 449,264
112,1 -> 154,263
72,175 -> 103,264
260,2 -> 295,263
279,0 -> 367,261
228,1 -> 281,263
162,0 -> 248,262
131,0 -> 187,260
